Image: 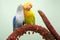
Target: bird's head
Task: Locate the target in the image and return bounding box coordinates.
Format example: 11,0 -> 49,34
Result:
17,5 -> 24,12
23,2 -> 32,11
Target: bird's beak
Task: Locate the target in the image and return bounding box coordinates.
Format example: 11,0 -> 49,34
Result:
26,5 -> 32,10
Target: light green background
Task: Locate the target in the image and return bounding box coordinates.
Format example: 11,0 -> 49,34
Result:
0,0 -> 60,40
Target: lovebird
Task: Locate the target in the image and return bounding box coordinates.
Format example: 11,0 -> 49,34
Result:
23,2 -> 35,25
23,2 -> 35,34
13,5 -> 25,31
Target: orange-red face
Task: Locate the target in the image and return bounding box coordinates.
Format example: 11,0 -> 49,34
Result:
23,2 -> 32,11
25,5 -> 32,11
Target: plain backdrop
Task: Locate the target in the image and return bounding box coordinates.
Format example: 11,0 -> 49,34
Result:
0,0 -> 60,40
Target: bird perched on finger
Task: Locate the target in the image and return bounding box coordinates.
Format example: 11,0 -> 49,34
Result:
13,5 -> 25,31
23,2 -> 35,34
